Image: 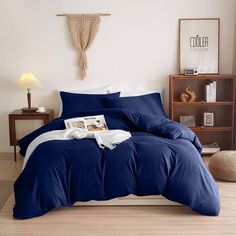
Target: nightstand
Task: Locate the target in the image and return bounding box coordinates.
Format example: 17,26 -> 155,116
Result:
9,109 -> 54,161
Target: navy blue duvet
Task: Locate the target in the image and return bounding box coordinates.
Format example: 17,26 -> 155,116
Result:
14,108 -> 220,219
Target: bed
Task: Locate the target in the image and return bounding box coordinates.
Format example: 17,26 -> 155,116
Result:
13,91 -> 220,219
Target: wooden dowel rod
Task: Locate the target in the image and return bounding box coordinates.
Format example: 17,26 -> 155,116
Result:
57,13 -> 111,16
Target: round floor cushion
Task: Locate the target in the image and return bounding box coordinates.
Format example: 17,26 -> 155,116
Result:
208,151 -> 236,182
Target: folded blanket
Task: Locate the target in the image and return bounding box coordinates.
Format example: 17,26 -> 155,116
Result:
22,128 -> 131,170
66,128 -> 131,149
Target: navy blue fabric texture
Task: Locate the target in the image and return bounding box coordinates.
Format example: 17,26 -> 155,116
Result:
105,93 -> 167,117
60,91 -> 120,117
15,108 -> 220,219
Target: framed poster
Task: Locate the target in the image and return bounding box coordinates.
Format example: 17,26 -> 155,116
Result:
179,18 -> 220,74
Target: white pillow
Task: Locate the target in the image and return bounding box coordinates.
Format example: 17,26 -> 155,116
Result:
72,84 -> 112,94
58,85 -> 111,117
120,89 -> 164,101
120,89 -> 162,96
108,86 -> 163,97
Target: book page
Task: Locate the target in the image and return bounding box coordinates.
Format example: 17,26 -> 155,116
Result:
84,115 -> 108,132
64,115 -> 108,132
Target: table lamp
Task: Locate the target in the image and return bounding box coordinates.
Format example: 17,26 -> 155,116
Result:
17,73 -> 43,113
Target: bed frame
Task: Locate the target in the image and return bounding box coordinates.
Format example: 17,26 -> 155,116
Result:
75,195 -> 179,206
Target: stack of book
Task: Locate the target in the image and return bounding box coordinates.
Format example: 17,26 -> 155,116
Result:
205,81 -> 217,102
202,143 -> 220,154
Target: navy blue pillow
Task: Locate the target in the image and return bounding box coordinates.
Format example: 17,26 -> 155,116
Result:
105,93 -> 167,117
60,91 -> 120,117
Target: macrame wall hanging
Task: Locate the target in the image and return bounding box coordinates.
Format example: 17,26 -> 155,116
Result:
57,13 -> 111,79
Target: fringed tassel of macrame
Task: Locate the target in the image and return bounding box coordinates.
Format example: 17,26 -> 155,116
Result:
79,51 -> 87,79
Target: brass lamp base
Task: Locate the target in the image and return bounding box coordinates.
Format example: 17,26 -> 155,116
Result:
21,107 -> 38,113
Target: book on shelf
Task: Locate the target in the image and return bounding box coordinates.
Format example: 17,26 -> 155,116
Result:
204,81 -> 216,102
204,84 -> 210,102
202,142 -> 220,154
179,115 -> 196,127
64,115 -> 108,132
212,81 -> 217,102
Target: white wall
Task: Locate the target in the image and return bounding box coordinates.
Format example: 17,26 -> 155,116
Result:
0,0 -> 236,152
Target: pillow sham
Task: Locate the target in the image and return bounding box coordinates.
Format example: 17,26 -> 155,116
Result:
60,91 -> 120,117
105,92 -> 167,117
58,85 -> 111,117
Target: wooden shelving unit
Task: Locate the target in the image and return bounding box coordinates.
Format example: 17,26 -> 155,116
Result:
169,74 -> 236,150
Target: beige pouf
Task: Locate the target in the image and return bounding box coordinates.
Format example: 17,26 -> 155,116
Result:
208,151 -> 236,182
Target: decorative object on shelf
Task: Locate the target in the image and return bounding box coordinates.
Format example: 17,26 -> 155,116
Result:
17,73 -> 43,113
180,115 -> 196,127
179,18 -> 220,74
180,86 -> 196,102
180,93 -> 188,102
203,112 -> 214,126
184,68 -> 198,75
57,13 -> 111,79
204,81 -> 217,102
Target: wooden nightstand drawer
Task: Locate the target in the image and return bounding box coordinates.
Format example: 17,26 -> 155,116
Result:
9,109 -> 54,161
15,120 -> 44,140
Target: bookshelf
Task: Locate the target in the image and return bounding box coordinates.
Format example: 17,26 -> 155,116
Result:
169,74 -> 236,150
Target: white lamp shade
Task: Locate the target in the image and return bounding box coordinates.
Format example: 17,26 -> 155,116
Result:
17,73 -> 43,89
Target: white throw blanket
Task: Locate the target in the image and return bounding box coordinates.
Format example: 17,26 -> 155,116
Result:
22,128 -> 131,170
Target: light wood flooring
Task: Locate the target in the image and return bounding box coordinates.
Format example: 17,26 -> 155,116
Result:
0,153 -> 236,236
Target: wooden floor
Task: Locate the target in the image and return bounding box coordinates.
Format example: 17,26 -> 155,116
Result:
0,153 -> 236,236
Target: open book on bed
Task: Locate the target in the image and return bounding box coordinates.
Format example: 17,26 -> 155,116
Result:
64,115 -> 108,132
